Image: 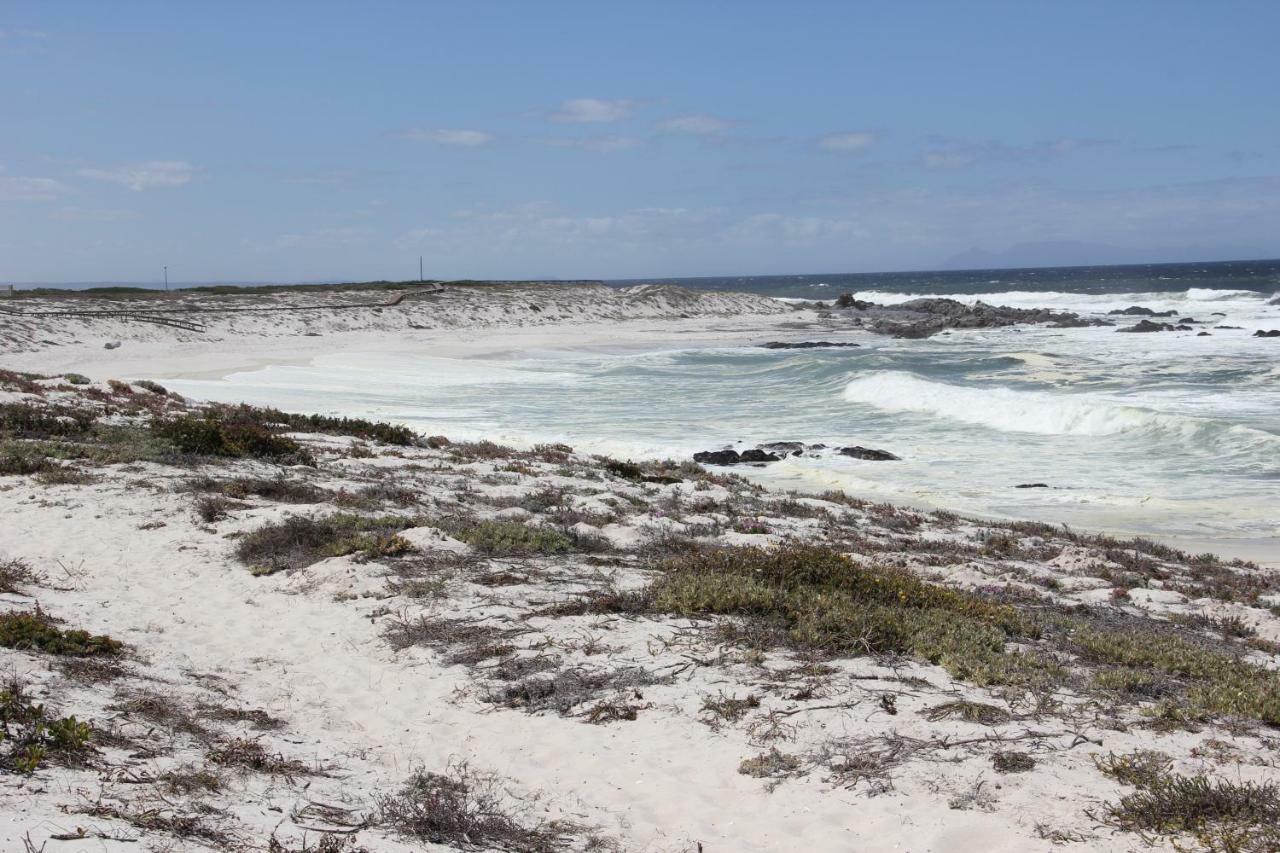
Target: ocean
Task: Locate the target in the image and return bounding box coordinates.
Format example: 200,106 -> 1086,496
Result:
164,260 -> 1280,560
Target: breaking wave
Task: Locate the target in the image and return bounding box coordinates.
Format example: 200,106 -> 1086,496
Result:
841,371 -> 1280,455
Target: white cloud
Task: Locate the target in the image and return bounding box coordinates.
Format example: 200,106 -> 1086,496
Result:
77,160 -> 196,191
548,98 -> 637,123
542,135 -> 645,152
921,137 -> 1109,170
818,132 -> 876,153
658,114 -> 733,135
396,128 -> 495,146
0,174 -> 71,201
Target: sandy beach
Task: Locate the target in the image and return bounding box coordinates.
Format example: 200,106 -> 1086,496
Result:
2,285 -> 1279,852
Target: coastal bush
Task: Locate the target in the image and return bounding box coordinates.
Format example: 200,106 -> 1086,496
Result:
647,544 -> 1040,683
62,373 -> 91,385
209,404 -> 419,446
442,519 -> 573,556
33,465 -> 97,485
0,558 -> 38,594
0,610 -> 122,657
135,379 -> 168,395
1101,762 -> 1280,850
378,762 -> 579,851
1066,622 -> 1280,724
0,369 -> 47,395
152,414 -> 314,465
235,513 -> 421,575
0,444 -> 59,476
0,402 -> 96,439
190,475 -> 330,504
1,678 -> 94,773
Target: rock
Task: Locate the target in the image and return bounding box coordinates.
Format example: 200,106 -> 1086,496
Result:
1197,331 -> 1211,336
104,341 -> 121,350
835,294 -> 875,310
1107,306 -> 1177,317
1116,320 -> 1193,333
426,435 -> 451,448
1216,325 -> 1244,330
759,341 -> 861,349
838,446 -> 899,461
1255,329 -> 1280,338
1178,317 -> 1201,324
693,449 -> 742,465
740,449 -> 781,463
1015,483 -> 1049,488
758,441 -> 805,456
1270,295 -> 1280,306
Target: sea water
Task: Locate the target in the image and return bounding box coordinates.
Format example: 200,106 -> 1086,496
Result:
164,260 -> 1280,560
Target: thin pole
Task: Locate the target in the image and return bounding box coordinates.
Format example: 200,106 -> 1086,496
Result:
164,266 -> 168,291
419,256 -> 423,282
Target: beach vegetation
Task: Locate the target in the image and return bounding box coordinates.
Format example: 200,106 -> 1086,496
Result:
378,761 -> 582,852
0,558 -> 39,594
441,518 -> 573,556
0,610 -> 122,657
1099,757 -> 1280,850
646,544 -> 1043,685
0,369 -> 48,395
152,414 -> 315,465
187,474 -> 330,503
62,373 -> 91,385
134,379 -> 168,395
235,513 -> 421,575
1,678 -> 94,773
991,751 -> 1036,773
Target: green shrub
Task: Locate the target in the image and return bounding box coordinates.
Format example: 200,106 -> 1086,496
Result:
0,611 -> 122,657
646,544 -> 1043,684
235,514 -> 421,575
134,380 -> 168,395
0,403 -> 96,439
212,404 -> 418,446
445,519 -> 573,556
152,415 -> 314,465
62,374 -> 91,385
1103,765 -> 1280,849
0,679 -> 93,773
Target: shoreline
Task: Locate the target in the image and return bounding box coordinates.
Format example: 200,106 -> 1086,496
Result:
1,370 -> 1279,851
5,301 -> 1273,569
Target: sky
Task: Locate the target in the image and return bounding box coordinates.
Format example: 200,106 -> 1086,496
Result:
2,1 -> 1279,283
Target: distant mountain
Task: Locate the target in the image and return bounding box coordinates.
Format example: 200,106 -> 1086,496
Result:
942,241 -> 1276,271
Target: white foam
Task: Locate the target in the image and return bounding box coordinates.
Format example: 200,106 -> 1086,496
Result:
841,371 -> 1280,454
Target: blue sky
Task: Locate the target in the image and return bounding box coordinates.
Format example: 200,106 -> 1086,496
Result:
2,1 -> 1279,283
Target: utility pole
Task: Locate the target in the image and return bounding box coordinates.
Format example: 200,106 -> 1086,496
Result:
419,256 -> 423,282
163,266 -> 169,292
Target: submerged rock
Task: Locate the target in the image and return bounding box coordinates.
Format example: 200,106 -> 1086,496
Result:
1255,329 -> 1280,338
1016,483 -> 1049,489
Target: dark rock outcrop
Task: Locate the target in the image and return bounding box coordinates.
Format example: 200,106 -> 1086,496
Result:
1015,483 -> 1049,489
1107,306 -> 1178,317
758,441 -> 806,456
1255,329 -> 1280,338
694,441 -> 898,465
692,448 -> 780,465
1117,320 -> 1194,333
838,446 -> 899,461
759,341 -> 861,350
